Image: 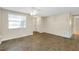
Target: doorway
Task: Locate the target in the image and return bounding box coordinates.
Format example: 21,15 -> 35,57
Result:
72,16 -> 79,40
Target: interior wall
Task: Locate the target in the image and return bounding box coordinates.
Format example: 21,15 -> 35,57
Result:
73,16 -> 79,34
39,17 -> 48,33
0,9 -> 33,41
39,13 -> 72,38
33,17 -> 36,31
0,8 -> 2,35
33,16 -> 42,32
36,17 -> 42,32
0,8 -> 73,40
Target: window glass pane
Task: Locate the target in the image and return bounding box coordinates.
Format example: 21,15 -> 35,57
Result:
8,14 -> 26,29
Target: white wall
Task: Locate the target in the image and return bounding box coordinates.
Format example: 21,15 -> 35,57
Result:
33,16 -> 42,32
0,8 -> 72,41
0,8 -> 2,35
38,17 -> 47,33
33,17 -> 36,31
35,17 -> 42,32
0,9 -> 33,41
39,13 -> 72,38
73,16 -> 79,34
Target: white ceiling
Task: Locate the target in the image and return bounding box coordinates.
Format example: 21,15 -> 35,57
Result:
2,7 -> 79,16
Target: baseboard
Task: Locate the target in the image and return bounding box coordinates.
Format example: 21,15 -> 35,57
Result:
33,31 -> 71,39
0,41 -> 2,44
1,33 -> 33,42
33,31 -> 44,33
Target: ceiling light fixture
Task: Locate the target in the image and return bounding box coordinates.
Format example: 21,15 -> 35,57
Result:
30,7 -> 40,16
30,10 -> 38,15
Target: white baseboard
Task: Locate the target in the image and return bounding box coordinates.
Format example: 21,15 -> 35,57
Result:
0,41 -> 2,44
1,33 -> 33,42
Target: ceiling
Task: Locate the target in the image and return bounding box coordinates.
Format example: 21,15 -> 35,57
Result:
2,7 -> 79,16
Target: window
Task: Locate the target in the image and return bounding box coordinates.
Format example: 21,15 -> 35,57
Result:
8,14 -> 26,29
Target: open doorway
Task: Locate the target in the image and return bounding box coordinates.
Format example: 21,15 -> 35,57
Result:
72,16 -> 79,40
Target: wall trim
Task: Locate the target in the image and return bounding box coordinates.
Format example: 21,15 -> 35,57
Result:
1,33 -> 33,43
34,31 -> 72,39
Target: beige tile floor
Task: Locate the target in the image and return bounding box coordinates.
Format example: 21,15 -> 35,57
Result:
0,32 -> 79,51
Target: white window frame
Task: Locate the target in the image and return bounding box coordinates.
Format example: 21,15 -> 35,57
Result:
8,13 -> 26,29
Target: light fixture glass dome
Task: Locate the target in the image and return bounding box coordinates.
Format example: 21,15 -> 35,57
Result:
30,7 -> 40,16
30,10 -> 38,15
